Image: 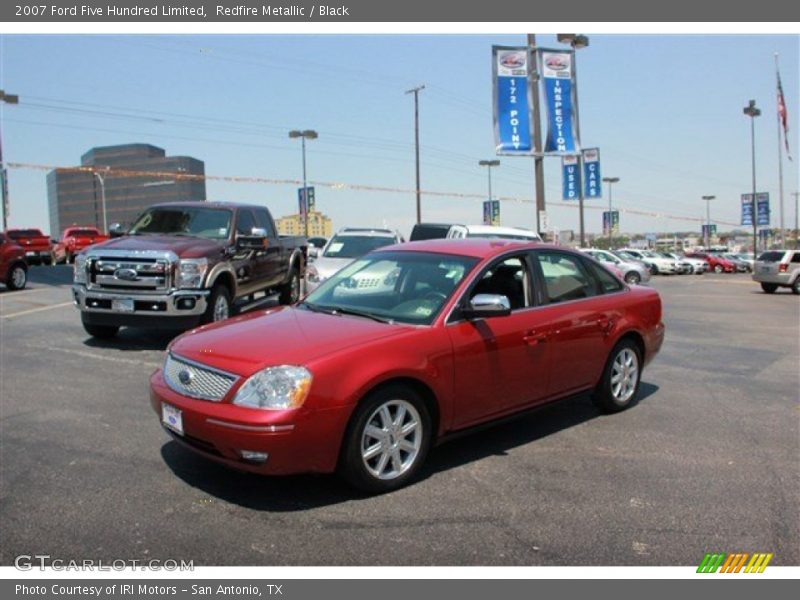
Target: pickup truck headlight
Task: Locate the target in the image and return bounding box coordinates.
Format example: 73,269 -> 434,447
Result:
73,254 -> 88,284
232,366 -> 312,410
177,258 -> 208,289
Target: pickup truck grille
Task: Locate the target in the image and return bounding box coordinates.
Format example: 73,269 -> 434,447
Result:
88,257 -> 172,292
163,354 -> 239,402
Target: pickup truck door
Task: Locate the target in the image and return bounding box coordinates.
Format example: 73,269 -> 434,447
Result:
254,208 -> 285,288
232,209 -> 272,296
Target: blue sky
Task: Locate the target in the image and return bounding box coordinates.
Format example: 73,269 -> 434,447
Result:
1,34 -> 798,237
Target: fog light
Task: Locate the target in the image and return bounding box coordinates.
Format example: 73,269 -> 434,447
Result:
239,450 -> 268,463
177,297 -> 196,310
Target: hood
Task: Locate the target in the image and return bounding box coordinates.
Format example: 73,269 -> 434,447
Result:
169,305 -> 413,377
312,256 -> 354,279
86,234 -> 223,259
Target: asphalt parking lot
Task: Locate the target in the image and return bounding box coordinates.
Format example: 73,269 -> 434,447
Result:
1,266 -> 798,566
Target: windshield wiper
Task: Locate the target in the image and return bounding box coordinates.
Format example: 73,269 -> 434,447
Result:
300,302 -> 393,324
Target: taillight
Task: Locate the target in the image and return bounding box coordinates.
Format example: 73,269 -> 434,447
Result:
779,264 -> 788,273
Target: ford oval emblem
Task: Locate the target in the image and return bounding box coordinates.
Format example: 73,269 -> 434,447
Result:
178,369 -> 194,386
114,268 -> 138,281
500,52 -> 526,69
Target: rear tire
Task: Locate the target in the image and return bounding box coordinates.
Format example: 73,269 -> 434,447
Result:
792,278 -> 800,295
592,339 -> 642,414
81,316 -> 119,339
6,263 -> 27,290
279,265 -> 301,305
624,271 -> 641,285
339,384 -> 432,494
761,282 -> 778,294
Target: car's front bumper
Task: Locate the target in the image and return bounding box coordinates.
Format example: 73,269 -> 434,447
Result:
150,370 -> 351,475
73,284 -> 209,326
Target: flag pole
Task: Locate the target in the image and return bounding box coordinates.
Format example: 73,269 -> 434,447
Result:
775,52 -> 785,248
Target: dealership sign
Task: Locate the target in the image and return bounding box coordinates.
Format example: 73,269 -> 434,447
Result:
582,148 -> 601,198
483,200 -> 500,225
562,155 -> 580,200
602,210 -> 620,235
741,193 -> 769,226
539,50 -> 579,154
493,46 -> 533,154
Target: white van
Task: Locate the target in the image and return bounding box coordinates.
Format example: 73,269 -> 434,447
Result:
445,225 -> 542,242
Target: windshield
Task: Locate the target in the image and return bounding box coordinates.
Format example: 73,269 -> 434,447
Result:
323,235 -> 396,259
7,229 -> 43,238
128,207 -> 232,240
303,251 -> 478,325
466,232 -> 540,241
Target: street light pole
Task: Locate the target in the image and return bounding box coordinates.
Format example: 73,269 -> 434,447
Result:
743,100 -> 761,262
793,191 -> 799,250
603,176 -> 619,248
289,129 -> 318,238
405,85 -> 425,224
0,89 -> 19,231
93,171 -> 108,234
701,195 -> 716,249
527,34 -> 546,235
479,159 -> 500,202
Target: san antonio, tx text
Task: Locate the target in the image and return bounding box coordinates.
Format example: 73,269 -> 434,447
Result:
16,585 -> 282,596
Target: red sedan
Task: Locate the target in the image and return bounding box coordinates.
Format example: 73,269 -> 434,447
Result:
684,252 -> 735,273
151,240 -> 664,492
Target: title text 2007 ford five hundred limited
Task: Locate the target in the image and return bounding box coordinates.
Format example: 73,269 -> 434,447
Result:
151,240 -> 664,493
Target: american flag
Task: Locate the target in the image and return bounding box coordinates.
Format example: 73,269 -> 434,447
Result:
777,70 -> 792,161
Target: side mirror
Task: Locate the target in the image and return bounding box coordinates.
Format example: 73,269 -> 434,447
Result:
237,227 -> 268,249
309,247 -> 321,259
109,223 -> 127,238
461,293 -> 511,319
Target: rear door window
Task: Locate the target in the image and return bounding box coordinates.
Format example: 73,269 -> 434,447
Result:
535,251 -> 597,304
791,253 -> 800,264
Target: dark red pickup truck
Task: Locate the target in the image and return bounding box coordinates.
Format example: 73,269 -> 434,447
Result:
1,232 -> 28,290
72,202 -> 307,338
4,228 -> 52,265
52,227 -> 109,264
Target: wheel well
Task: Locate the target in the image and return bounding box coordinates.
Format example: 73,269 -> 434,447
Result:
359,377 -> 441,439
210,271 -> 235,296
618,330 -> 646,362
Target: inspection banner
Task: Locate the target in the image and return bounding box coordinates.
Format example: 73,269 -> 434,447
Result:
539,49 -> 579,154
493,46 -> 533,155
741,193 -> 770,226
582,147 -> 601,198
483,200 -> 500,225
562,155 -> 581,200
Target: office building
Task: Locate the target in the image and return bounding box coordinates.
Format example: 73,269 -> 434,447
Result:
275,211 -> 333,238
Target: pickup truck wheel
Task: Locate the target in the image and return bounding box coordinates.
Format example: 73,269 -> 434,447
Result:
760,282 -> 778,294
339,384 -> 432,494
592,339 -> 642,414
66,251 -> 74,265
279,268 -> 301,305
203,285 -> 231,324
6,263 -> 27,290
81,316 -> 119,339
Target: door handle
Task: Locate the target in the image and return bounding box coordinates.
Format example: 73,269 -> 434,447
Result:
596,317 -> 614,335
523,330 -> 548,346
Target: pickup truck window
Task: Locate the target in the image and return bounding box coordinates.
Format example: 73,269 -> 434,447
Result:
7,229 -> 44,238
236,210 -> 257,236
254,209 -> 277,238
129,207 -> 232,240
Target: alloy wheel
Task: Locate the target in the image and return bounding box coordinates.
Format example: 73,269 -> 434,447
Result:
213,294 -> 230,322
611,348 -> 639,403
361,399 -> 422,481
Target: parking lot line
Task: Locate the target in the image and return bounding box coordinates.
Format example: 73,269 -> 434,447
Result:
0,301 -> 74,320
47,346 -> 162,369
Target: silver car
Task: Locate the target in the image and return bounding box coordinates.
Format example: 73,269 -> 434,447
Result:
304,227 -> 404,293
580,248 -> 651,285
752,249 -> 800,294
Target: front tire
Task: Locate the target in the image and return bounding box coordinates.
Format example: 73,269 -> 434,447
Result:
339,384 -> 432,494
279,266 -> 301,305
81,315 -> 119,339
592,339 -> 642,414
202,284 -> 232,324
761,282 -> 778,294
6,263 -> 27,290
624,271 -> 641,285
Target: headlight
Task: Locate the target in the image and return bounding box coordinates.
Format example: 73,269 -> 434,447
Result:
177,258 -> 208,289
306,266 -> 324,284
73,254 -> 87,284
232,366 -> 312,410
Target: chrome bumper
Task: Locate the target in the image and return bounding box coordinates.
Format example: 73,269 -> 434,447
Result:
73,285 -> 209,318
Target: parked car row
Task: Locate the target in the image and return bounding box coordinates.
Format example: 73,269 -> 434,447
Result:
2,226 -> 109,266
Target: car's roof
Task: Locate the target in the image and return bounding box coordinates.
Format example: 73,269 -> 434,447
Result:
460,224 -> 540,237
377,238 -> 557,259
334,227 -> 398,237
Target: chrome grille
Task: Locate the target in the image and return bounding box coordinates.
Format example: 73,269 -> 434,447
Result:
163,354 -> 238,402
88,257 -> 171,291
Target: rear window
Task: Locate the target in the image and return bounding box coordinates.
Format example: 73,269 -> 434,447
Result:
69,229 -> 101,237
7,229 -> 43,238
758,251 -> 786,262
791,253 -> 800,264
410,225 -> 450,241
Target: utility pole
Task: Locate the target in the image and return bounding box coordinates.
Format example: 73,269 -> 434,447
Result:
527,34 -> 546,235
0,90 -> 19,231
775,53 -> 786,247
793,191 -> 799,249
702,195 -> 716,249
405,85 -> 425,224
288,129 -> 318,238
744,100 -> 761,262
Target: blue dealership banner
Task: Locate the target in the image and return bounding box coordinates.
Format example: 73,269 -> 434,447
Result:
539,49 -> 579,154
493,46 -> 533,154
582,147 -> 601,198
562,154 -> 581,200
483,200 -> 500,225
741,193 -> 770,226
298,186 -> 315,217
602,210 -> 620,235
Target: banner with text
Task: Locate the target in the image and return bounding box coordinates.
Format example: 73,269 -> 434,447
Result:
582,148 -> 601,198
493,46 -> 533,155
562,155 -> 581,200
539,49 -> 579,154
741,193 -> 770,226
483,200 -> 500,225
603,210 -> 620,235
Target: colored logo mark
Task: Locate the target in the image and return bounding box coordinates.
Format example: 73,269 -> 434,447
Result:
697,552 -> 773,573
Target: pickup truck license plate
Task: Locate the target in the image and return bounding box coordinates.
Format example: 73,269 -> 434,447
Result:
162,403 -> 184,436
112,298 -> 135,312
